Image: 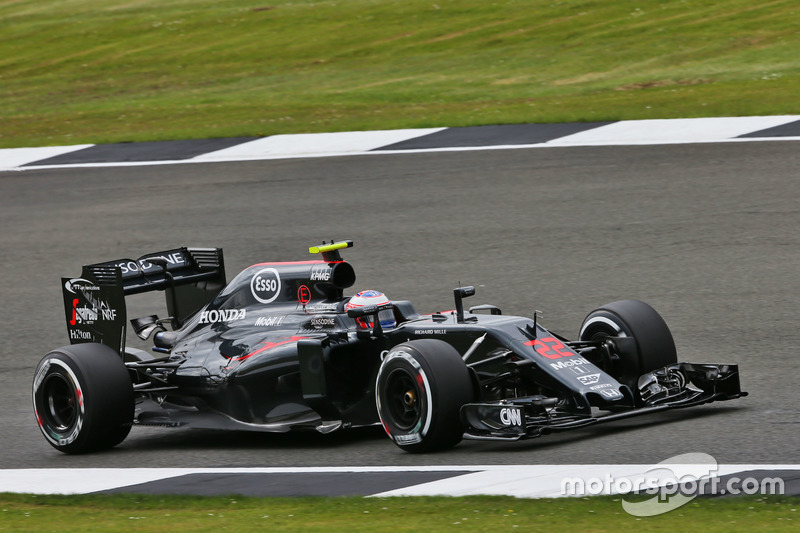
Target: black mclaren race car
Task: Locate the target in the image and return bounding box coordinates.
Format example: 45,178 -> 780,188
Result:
33,240 -> 746,454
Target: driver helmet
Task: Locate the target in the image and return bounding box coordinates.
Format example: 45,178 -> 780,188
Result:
345,290 -> 396,330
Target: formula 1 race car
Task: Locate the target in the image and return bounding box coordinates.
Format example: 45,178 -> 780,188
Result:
33,240 -> 746,454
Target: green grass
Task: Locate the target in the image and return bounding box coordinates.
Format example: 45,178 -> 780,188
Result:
0,493 -> 798,532
1,0 -> 799,148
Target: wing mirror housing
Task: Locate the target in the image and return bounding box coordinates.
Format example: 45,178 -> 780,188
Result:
454,286 -> 475,323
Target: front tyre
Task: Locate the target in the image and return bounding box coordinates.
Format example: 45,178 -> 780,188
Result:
33,343 -> 134,454
376,339 -> 475,453
579,299 -> 677,391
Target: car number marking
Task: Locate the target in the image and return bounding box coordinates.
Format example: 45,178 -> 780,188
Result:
525,336 -> 575,359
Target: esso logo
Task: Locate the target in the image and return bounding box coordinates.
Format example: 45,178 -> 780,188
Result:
251,268 -> 281,304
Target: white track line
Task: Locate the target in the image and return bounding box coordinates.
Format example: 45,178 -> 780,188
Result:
0,144 -> 93,170
2,116 -> 799,171
192,128 -> 446,162
2,464 -> 798,496
545,115 -> 800,146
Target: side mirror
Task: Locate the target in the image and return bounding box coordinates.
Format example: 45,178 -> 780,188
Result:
453,286 -> 475,323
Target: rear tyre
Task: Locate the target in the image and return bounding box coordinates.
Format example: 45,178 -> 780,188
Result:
33,343 -> 134,454
376,339 -> 475,453
579,299 -> 677,392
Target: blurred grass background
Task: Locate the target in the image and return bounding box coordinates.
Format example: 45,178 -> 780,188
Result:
1,493 -> 799,532
1,0 -> 798,147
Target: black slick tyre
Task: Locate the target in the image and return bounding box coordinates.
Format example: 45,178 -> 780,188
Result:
32,343 -> 134,454
375,339 -> 475,453
579,299 -> 678,392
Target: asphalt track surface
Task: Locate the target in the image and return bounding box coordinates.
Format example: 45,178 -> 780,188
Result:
1,140 -> 798,476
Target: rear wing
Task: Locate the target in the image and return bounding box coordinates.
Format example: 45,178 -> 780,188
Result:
62,247 -> 226,354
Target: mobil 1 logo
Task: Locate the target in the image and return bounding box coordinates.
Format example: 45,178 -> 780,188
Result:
251,268 -> 281,304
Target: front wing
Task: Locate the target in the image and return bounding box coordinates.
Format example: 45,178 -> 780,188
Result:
460,363 -> 747,441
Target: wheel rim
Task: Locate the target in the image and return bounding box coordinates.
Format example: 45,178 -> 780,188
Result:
588,330 -> 613,342
41,373 -> 78,431
581,322 -> 622,374
383,368 -> 422,431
